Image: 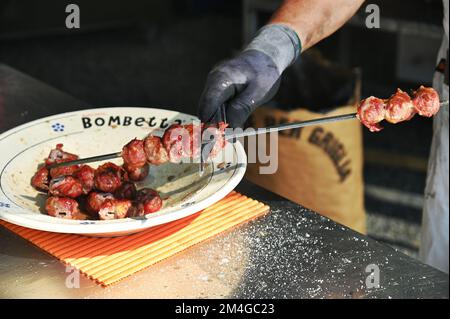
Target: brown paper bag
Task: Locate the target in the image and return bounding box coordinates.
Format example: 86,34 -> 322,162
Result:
246,105 -> 366,234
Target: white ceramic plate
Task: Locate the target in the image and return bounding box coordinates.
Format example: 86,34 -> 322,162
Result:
0,107 -> 247,236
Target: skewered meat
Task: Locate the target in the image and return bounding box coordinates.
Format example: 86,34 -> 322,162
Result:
114,181 -> 137,200
45,196 -> 80,219
144,135 -> 169,165
122,139 -> 147,170
86,192 -> 115,214
356,96 -> 386,132
162,124 -> 194,163
94,162 -> 127,193
73,165 -> 95,194
49,175 -> 84,198
136,188 -> 163,214
45,144 -> 80,178
413,86 -> 440,117
385,89 -> 415,124
98,199 -> 133,220
202,122 -> 228,158
124,163 -> 149,182
31,166 -> 50,192
162,122 -> 227,162
356,86 -> 441,132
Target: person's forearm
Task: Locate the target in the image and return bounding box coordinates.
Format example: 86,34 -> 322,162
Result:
270,0 -> 365,51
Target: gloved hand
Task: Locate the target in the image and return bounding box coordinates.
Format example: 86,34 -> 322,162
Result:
198,24 -> 301,128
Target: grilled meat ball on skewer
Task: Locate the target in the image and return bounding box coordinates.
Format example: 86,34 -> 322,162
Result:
412,86 -> 441,117
385,89 -> 416,124
143,135 -> 169,165
356,96 -> 386,132
161,122 -> 227,162
122,139 -> 147,170
162,124 -> 195,163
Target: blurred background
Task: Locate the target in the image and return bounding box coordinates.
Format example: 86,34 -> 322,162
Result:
0,0 -> 446,257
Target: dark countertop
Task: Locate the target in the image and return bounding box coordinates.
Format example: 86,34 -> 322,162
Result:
0,63 -> 448,298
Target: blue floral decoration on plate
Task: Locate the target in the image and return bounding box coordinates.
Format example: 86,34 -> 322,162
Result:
0,201 -> 11,208
51,123 -> 65,132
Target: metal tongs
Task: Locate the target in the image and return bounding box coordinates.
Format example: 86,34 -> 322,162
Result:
199,104 -> 227,175
48,100 -> 449,171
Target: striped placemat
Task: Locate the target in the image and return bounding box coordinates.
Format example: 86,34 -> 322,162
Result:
0,191 -> 269,287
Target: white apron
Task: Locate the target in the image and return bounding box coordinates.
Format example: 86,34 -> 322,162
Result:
420,0 -> 449,274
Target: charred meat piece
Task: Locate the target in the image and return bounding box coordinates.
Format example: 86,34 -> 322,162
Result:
143,135 -> 169,165
31,166 -> 50,192
94,162 -> 127,193
86,192 -> 115,214
162,124 -> 193,163
45,144 -> 80,178
356,96 -> 386,132
413,86 -> 440,117
122,139 -> 147,170
124,163 -> 149,182
73,165 -> 95,194
126,202 -> 145,218
136,188 -> 163,214
385,89 -> 415,124
114,181 -> 137,200
49,175 -> 84,198
98,199 -> 132,220
45,196 -> 80,219
162,122 -> 227,162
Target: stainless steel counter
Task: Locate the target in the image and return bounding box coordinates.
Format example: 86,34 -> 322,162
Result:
0,64 -> 448,298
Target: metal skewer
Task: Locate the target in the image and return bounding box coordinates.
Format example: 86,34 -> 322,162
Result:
47,100 -> 449,169
228,112 -> 357,140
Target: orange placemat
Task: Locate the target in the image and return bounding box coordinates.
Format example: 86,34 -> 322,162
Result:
0,191 -> 269,286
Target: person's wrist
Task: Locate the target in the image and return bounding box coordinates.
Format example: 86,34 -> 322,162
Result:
243,24 -> 301,74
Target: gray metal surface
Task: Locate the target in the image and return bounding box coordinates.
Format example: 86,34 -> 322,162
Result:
0,64 -> 448,298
